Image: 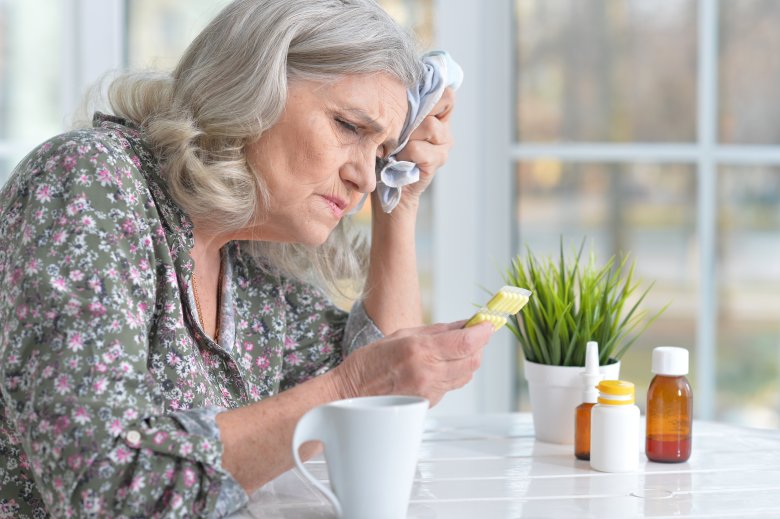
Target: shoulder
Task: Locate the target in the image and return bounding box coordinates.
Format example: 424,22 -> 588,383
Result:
1,117 -> 161,218
0,117 -> 174,268
9,114 -> 159,189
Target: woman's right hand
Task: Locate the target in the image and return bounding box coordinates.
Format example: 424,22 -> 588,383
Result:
333,321 -> 494,406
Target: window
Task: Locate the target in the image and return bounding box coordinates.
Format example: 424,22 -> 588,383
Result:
512,0 -> 780,426
3,1 -> 778,425
126,0 -> 233,70
0,0 -> 66,184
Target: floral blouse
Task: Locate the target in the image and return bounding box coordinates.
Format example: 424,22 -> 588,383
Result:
0,114 -> 382,518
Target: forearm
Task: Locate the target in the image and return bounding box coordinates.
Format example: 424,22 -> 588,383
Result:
362,193 -> 423,334
216,368 -> 345,493
21,409 -> 249,517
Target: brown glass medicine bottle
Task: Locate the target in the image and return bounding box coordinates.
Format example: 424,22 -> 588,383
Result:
574,341 -> 601,461
646,347 -> 693,463
575,401 -> 595,460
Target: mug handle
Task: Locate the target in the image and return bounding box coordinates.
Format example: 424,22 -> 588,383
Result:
292,406 -> 342,517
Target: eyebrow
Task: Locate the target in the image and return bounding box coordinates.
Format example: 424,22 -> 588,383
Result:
344,108 -> 400,151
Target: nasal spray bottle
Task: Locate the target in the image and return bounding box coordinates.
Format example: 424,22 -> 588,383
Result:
574,341 -> 602,461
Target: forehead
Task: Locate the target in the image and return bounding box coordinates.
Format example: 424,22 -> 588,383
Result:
304,74 -> 409,138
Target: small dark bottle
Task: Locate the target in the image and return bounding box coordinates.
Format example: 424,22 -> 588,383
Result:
574,341 -> 600,461
646,347 -> 693,463
575,401 -> 595,460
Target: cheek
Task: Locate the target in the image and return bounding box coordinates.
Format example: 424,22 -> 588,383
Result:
307,150 -> 352,190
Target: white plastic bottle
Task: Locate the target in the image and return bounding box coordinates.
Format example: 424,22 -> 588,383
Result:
590,380 -> 640,473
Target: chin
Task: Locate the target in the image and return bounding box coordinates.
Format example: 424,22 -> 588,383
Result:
298,237 -> 330,247
296,227 -> 335,247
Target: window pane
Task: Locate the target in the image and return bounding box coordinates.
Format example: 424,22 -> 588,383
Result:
514,0 -> 697,143
0,0 -> 65,184
379,0 -> 435,49
717,166 -> 780,427
127,0 -> 436,70
515,162 -> 697,411
127,0 -> 233,70
719,1 -> 780,145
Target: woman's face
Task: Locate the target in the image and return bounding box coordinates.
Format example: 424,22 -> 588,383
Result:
244,73 -> 407,245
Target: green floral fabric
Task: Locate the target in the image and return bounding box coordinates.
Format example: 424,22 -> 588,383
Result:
0,114 -> 376,518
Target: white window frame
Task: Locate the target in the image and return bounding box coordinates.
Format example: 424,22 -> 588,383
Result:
61,0 -> 125,120
431,0 -> 515,416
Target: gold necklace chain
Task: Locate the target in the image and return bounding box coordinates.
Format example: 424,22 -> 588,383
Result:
191,261 -> 222,342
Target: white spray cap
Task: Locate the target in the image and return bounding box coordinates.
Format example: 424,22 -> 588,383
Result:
581,341 -> 602,403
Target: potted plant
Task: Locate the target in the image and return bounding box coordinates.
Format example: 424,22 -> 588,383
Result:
504,239 -> 667,444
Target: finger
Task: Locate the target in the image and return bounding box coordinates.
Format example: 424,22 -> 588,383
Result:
430,323 -> 492,361
389,319 -> 469,339
406,116 -> 451,146
449,368 -> 475,390
443,352 -> 483,387
433,88 -> 455,122
448,351 -> 483,376
396,140 -> 449,171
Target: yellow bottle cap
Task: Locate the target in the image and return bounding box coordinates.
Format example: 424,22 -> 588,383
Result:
597,380 -> 635,405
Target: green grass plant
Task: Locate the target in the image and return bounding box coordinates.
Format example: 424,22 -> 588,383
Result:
505,239 -> 667,367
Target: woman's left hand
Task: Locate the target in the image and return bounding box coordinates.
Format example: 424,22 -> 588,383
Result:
394,87 -> 455,207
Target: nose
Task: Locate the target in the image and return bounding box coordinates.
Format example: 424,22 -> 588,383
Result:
340,151 -> 377,194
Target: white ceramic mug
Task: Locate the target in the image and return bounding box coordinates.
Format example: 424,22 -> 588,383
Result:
291,395 -> 429,519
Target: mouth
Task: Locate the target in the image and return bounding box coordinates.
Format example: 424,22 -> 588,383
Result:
319,195 -> 348,218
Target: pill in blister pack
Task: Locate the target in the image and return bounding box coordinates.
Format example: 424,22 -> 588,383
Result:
464,286 -> 532,331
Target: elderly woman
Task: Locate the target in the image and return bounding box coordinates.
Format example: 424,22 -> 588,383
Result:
0,0 -> 492,517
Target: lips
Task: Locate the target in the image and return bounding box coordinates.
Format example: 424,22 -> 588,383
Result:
320,195 -> 348,218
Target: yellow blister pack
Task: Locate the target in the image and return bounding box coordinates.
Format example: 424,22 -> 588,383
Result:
464,286 -> 532,331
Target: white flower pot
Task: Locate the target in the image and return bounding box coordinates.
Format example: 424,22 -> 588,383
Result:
523,358 -> 621,444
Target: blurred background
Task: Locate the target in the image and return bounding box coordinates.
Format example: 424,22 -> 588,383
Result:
0,0 -> 778,428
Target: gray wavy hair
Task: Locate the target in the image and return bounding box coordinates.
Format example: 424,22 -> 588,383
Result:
107,0 -> 423,292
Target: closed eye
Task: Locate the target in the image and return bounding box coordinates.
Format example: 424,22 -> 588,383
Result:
336,118 -> 359,134
335,114 -> 390,157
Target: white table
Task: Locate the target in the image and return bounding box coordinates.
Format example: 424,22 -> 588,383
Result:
233,413 -> 780,518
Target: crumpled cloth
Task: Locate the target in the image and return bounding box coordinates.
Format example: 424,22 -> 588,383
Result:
354,50 -> 464,214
